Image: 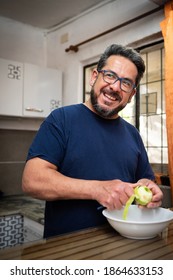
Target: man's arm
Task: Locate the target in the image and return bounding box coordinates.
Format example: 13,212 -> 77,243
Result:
22,157 -> 162,209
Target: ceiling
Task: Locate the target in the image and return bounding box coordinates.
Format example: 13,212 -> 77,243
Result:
0,0 -> 110,30
0,0 -> 169,30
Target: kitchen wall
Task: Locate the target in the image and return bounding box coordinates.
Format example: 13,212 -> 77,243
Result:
0,0 -> 165,196
0,16 -> 46,65
0,129 -> 36,196
46,0 -> 164,105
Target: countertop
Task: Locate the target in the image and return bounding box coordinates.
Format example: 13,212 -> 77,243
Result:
0,220 -> 173,260
0,195 -> 45,224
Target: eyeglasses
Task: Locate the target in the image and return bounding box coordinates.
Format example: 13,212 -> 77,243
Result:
98,69 -> 136,93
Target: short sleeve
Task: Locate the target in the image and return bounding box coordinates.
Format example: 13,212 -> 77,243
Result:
27,110 -> 67,167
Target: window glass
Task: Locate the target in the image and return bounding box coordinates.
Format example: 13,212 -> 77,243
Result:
119,97 -> 135,125
162,114 -> 167,146
83,63 -> 96,102
139,44 -> 167,172
148,50 -> 161,82
141,53 -> 146,84
162,81 -> 165,113
147,115 -> 161,146
140,115 -> 147,146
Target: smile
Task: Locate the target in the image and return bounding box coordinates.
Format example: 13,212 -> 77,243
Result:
105,93 -> 117,101
104,92 -> 121,102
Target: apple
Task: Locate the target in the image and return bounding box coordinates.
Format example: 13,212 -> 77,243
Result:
134,185 -> 152,206
123,185 -> 153,220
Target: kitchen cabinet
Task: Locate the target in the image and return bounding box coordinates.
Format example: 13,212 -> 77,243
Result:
23,63 -> 62,118
0,58 -> 23,116
0,58 -> 62,118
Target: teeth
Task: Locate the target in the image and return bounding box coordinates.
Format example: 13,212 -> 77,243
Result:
105,93 -> 116,101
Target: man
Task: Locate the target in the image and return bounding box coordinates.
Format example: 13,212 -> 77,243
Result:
22,44 -> 163,238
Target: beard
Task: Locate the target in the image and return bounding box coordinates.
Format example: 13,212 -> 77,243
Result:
90,88 -> 125,119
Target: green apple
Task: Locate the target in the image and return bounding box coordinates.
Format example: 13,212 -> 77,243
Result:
134,186 -> 152,206
123,185 -> 153,220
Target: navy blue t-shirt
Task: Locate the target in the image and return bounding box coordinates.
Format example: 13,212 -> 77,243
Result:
27,104 -> 154,238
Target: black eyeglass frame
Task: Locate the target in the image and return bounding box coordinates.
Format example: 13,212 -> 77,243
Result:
97,69 -> 136,94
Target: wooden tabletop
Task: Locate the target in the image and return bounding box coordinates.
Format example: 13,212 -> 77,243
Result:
0,221 -> 173,260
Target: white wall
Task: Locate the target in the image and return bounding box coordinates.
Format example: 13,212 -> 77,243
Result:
0,0 -> 164,127
0,17 -> 46,66
45,0 -> 164,105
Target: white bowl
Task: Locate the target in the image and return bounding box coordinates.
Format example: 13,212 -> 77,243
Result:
103,205 -> 173,239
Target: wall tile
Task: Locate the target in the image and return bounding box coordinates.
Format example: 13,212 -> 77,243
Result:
0,162 -> 25,195
0,129 -> 36,161
0,129 -> 36,195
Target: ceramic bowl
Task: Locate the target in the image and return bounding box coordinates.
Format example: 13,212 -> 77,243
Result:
103,205 -> 173,239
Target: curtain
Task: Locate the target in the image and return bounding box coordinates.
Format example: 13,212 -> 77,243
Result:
160,1 -> 173,205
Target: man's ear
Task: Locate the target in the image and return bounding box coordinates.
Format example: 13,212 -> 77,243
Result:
90,69 -> 98,86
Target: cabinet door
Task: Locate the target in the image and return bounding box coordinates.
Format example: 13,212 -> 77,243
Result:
23,63 -> 62,118
0,58 -> 23,116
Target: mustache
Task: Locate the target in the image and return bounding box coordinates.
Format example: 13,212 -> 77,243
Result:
101,89 -> 122,102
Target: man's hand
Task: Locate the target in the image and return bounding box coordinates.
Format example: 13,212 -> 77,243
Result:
95,180 -> 139,210
137,179 -> 163,208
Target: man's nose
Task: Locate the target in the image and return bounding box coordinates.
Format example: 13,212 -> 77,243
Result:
109,79 -> 121,91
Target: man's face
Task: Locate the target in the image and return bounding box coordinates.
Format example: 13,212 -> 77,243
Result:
89,55 -> 137,119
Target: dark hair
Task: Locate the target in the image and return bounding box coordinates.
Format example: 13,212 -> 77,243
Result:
97,44 -> 145,86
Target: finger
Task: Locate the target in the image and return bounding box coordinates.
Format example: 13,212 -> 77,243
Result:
124,185 -> 135,197
112,197 -> 122,210
119,193 -> 129,206
151,187 -> 163,200
131,183 -> 141,189
104,195 -> 121,210
110,192 -> 123,210
147,200 -> 162,208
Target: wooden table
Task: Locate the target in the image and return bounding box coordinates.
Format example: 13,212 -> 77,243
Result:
0,221 -> 173,260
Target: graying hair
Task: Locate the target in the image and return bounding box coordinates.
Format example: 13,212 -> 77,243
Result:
97,44 -> 145,86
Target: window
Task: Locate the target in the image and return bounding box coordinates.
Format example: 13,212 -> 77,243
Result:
140,92 -> 157,115
83,63 -> 97,102
140,44 -> 167,173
